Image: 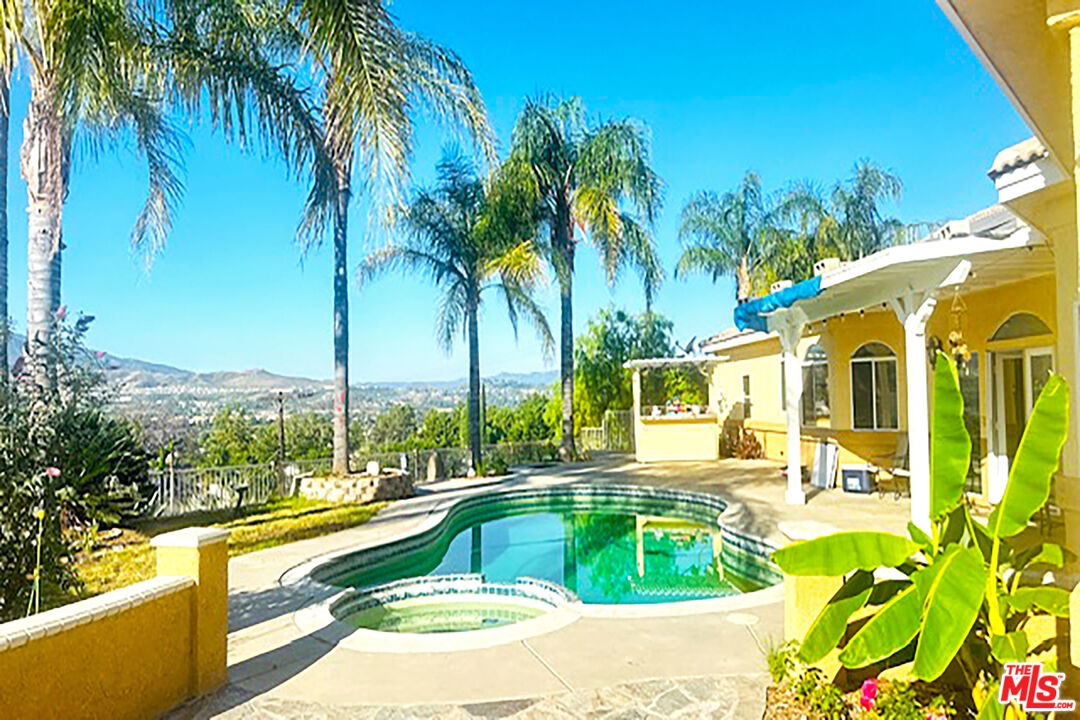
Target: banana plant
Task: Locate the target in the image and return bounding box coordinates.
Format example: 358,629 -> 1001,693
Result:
773,352 -> 1070,715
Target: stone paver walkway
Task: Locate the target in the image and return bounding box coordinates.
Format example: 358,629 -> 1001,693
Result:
168,673 -> 766,719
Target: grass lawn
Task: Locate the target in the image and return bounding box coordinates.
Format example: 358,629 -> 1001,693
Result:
71,496 -> 386,601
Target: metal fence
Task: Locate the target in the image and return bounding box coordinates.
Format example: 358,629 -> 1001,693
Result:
146,440 -> 561,517
580,410 -> 635,453
147,463 -> 289,517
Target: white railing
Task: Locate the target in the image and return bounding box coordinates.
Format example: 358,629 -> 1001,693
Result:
147,463 -> 288,516
145,440 -> 561,517
580,410 -> 635,453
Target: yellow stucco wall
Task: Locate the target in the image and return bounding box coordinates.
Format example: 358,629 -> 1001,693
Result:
158,540 -> 229,694
0,527 -> 229,720
697,274 -> 1058,498
635,416 -> 719,461
0,583 -> 194,720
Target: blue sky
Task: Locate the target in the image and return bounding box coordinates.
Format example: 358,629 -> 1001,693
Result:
5,1 -> 1029,382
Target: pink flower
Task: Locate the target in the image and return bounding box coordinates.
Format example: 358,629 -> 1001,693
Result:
54,305 -> 67,321
44,467 -> 61,478
95,351 -> 105,360
860,679 -> 878,711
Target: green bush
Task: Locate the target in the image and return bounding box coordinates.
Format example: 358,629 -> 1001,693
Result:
793,668 -> 848,720
0,314 -> 149,619
774,352 -> 1071,717
765,639 -> 799,684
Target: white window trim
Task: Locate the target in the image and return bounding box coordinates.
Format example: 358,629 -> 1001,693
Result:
850,344 -> 899,431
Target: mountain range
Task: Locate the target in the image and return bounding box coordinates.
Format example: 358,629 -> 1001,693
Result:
5,331 -> 555,393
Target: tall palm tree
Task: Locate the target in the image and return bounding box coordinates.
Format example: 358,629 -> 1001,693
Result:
675,171 -> 782,303
508,95 -> 662,460
294,0 -> 494,476
0,70 -> 10,385
359,150 -> 552,470
780,160 -> 905,264
17,0 -> 331,392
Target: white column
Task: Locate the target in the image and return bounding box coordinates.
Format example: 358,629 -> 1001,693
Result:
631,368 -> 642,462
776,312 -> 807,505
891,290 -> 937,534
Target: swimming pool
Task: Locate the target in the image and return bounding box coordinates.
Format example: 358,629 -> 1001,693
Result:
310,485 -> 780,606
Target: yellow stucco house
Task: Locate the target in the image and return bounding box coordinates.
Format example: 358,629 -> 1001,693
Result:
632,1 -> 1080,548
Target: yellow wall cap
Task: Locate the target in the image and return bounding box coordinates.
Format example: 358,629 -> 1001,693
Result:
151,527 -> 230,548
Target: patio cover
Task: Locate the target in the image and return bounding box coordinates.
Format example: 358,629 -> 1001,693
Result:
732,209 -> 1051,531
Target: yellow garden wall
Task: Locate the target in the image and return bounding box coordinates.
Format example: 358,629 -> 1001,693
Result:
0,527 -> 229,720
635,416 -> 719,461
0,578 -> 195,719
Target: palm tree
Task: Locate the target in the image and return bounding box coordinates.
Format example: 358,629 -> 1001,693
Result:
294,0 -> 495,476
358,149 -> 552,470
781,160 -> 906,263
16,0 -> 331,392
508,96 -> 662,460
0,70 -> 10,385
675,171 -> 782,303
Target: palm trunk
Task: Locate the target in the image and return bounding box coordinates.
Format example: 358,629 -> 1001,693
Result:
22,79 -> 64,394
735,255 -> 750,302
331,166 -> 350,476
0,76 -> 9,385
50,234 -> 61,317
466,293 -> 482,472
556,205 -> 576,460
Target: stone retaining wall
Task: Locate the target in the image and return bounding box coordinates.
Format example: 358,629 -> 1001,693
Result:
299,469 -> 413,504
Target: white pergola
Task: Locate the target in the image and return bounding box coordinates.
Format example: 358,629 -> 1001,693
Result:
740,214 -> 1052,531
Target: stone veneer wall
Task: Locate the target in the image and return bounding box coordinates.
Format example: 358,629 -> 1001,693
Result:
299,469 -> 413,504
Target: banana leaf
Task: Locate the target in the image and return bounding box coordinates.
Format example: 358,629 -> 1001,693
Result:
1005,586 -> 1070,617
912,545 -> 988,681
772,531 -> 920,576
930,353 -> 970,520
798,571 -> 874,663
839,582 -> 922,668
867,578 -> 912,605
907,521 -> 932,553
987,376 -> 1069,539
990,630 -> 1028,663
1011,543 -> 1064,571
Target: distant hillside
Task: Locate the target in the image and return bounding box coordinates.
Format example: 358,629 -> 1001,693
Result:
372,370 -> 557,390
4,331 -> 553,421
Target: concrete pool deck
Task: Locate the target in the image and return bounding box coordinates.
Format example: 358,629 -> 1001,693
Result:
168,456 -> 914,719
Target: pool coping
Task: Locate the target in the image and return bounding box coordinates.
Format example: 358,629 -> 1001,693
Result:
281,481 -> 784,653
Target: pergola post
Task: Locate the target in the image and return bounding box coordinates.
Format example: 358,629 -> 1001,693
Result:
775,311 -> 807,505
891,290 -> 937,534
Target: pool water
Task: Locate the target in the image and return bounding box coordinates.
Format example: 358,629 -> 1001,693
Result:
343,599 -> 545,633
339,507 -> 759,604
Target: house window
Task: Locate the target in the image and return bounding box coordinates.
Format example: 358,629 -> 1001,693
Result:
742,374 -> 751,419
988,312 -> 1052,342
802,344 -> 830,425
851,342 -> 898,430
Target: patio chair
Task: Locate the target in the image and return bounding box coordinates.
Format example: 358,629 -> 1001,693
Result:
871,435 -> 909,500
1038,474 -> 1065,539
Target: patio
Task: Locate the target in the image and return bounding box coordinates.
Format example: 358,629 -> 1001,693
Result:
167,456 -> 913,720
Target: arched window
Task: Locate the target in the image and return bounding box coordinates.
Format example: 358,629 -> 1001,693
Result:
851,342 -> 898,430
802,344 -> 829,425
989,312 -> 1052,342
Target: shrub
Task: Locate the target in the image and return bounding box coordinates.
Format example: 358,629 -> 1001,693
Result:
0,314 -> 153,619
765,639 -> 799,684
482,447 -> 510,476
774,353 -> 1071,717
793,667 -> 848,720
